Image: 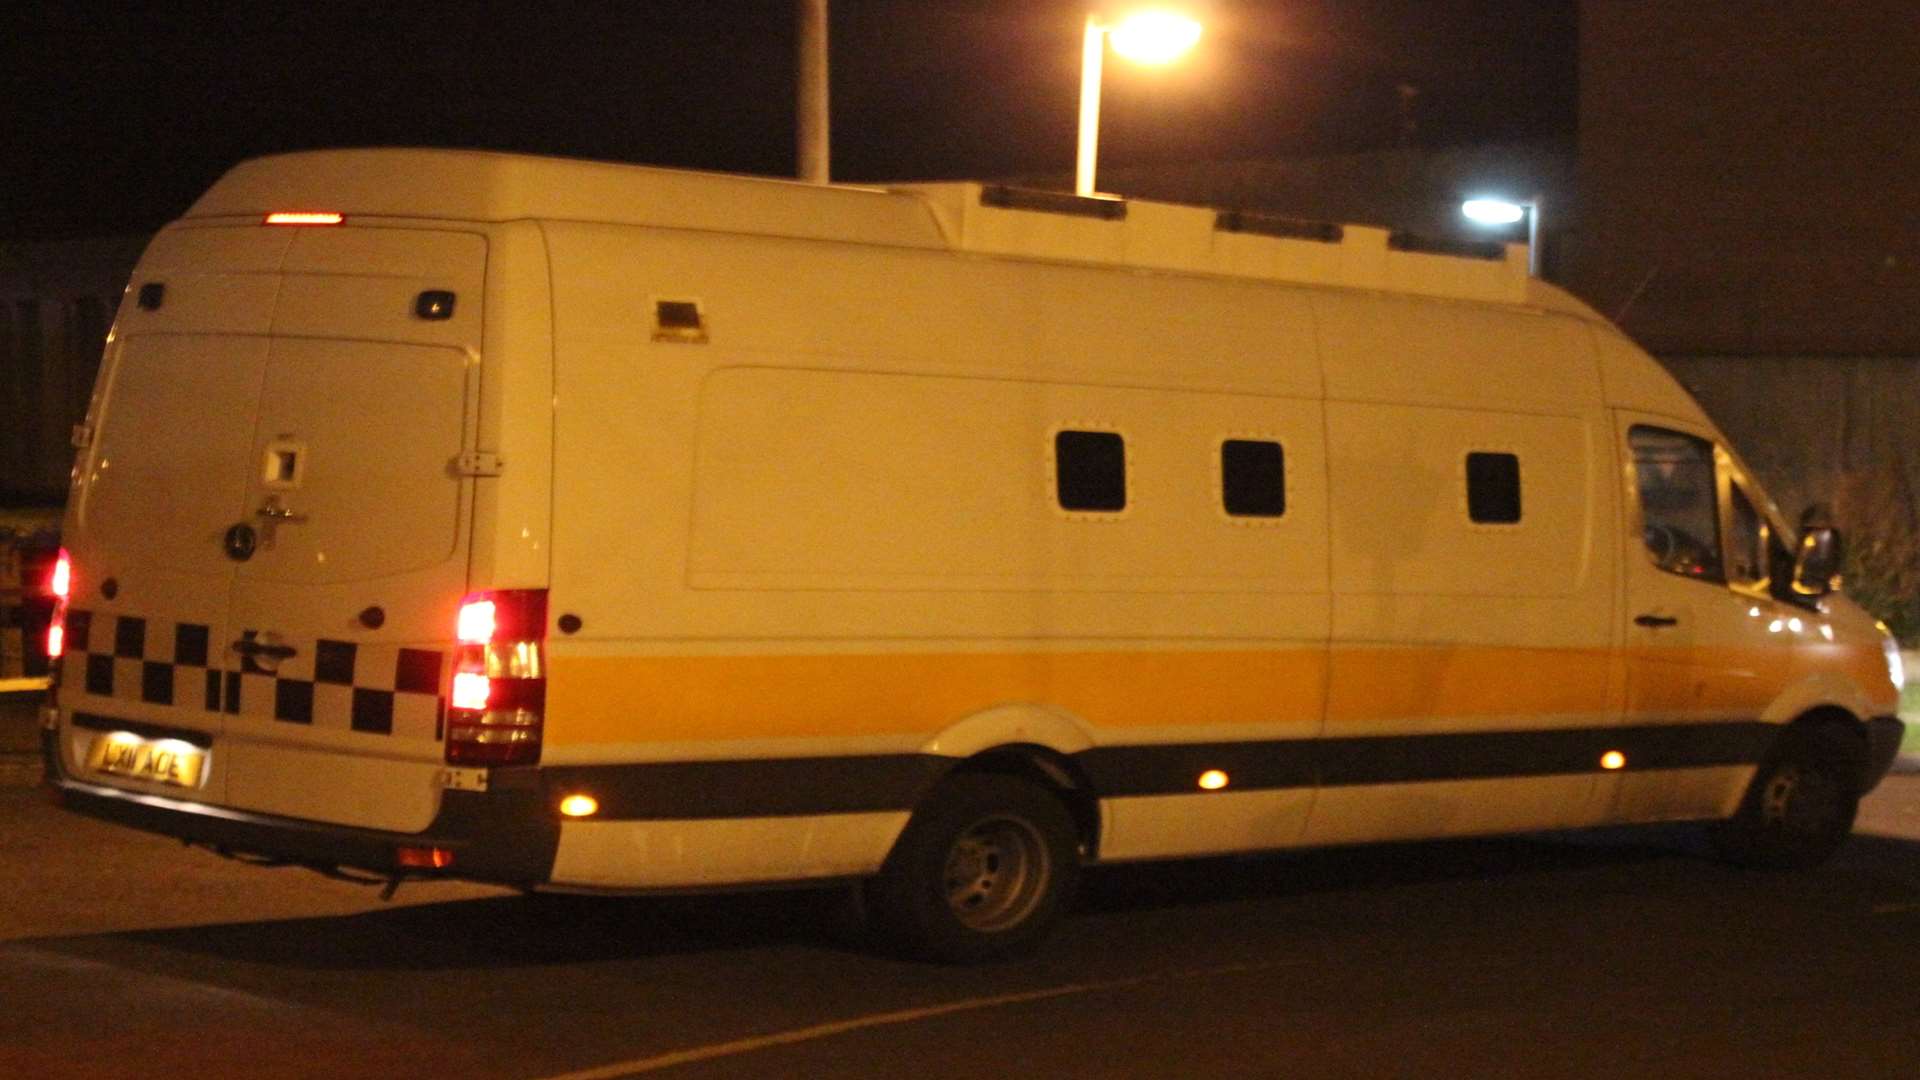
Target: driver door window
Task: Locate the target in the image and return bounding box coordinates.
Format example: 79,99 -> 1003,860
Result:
1726,481 -> 1769,589
1629,426 -> 1723,582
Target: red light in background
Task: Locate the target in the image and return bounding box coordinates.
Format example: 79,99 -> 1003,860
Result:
46,548 -> 72,660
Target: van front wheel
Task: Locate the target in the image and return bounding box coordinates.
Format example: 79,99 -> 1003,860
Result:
867,774 -> 1079,963
1710,727 -> 1860,870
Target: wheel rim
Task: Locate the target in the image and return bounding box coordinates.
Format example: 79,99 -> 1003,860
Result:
1759,763 -> 1843,839
941,814 -> 1051,933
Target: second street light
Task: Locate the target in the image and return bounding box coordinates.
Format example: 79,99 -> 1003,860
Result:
1462,195 -> 1543,277
1077,9 -> 1203,197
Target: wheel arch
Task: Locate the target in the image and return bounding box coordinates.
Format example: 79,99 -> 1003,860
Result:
915,704 -> 1103,860
1774,704 -> 1873,793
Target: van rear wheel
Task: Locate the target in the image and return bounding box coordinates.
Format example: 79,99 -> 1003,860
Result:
866,774 -> 1079,963
1709,726 -> 1860,870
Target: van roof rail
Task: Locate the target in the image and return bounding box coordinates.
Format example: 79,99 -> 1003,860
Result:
185,150 -> 1545,310
903,180 -> 1533,306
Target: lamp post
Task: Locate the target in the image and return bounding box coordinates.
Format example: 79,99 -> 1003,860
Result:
796,0 -> 830,183
1076,10 -> 1203,197
1461,195 -> 1543,277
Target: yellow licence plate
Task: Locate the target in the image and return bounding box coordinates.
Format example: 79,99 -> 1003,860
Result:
86,732 -> 208,790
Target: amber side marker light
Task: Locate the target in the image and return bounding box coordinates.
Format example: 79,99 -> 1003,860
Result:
559,794 -> 600,818
264,211 -> 344,226
1601,751 -> 1627,771
1197,769 -> 1229,791
396,846 -> 454,869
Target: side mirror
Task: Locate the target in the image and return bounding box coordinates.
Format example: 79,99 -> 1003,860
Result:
1792,527 -> 1844,596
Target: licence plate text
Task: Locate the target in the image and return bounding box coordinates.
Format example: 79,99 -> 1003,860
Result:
86,732 -> 208,789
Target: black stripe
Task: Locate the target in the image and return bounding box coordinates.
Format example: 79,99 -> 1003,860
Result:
541,755 -> 952,820
395,649 -> 441,695
351,688 -> 394,734
274,680 -> 314,724
1078,740 -> 1316,797
114,617 -> 146,660
1082,722 -> 1779,796
174,624 -> 210,668
85,654 -> 114,697
140,662 -> 173,706
545,721 -> 1779,821
315,640 -> 356,686
69,712 -> 214,749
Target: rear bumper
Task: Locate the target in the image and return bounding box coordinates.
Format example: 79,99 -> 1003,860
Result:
43,727 -> 559,886
1865,714 -> 1905,794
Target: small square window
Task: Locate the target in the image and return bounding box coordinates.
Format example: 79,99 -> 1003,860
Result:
653,299 -> 708,343
1466,452 -> 1521,523
1055,430 -> 1126,512
1222,439 -> 1286,517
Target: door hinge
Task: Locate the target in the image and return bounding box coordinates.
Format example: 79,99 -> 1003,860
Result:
70,423 -> 94,449
454,450 -> 505,477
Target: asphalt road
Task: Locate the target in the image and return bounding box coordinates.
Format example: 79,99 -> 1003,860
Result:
4,695 -> 1920,1079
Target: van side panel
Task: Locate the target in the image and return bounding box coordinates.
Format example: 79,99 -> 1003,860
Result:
539,224 -> 1336,880
1307,296 -> 1623,844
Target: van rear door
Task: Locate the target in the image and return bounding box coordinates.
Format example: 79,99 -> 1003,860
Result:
60,223 -> 484,834
59,228 -> 287,806
219,227 -> 484,832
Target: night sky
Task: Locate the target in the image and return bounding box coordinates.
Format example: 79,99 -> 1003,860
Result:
4,1 -> 1575,240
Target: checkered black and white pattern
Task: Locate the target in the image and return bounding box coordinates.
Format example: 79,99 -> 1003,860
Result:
62,609 -> 446,741
61,609 -> 222,713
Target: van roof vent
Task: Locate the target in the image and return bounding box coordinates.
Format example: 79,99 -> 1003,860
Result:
1214,210 -> 1343,244
1386,230 -> 1507,262
979,185 -> 1127,221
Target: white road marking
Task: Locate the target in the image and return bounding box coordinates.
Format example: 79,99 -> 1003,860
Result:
534,959 -> 1291,1080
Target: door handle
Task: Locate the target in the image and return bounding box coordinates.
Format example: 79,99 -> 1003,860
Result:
232,639 -> 297,660
1633,613 -> 1680,628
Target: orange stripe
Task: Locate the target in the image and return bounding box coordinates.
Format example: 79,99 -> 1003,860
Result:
546,648 -> 1327,746
1325,646 -> 1613,727
544,641 -> 1891,749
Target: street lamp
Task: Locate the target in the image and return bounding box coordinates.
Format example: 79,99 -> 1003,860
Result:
1077,9 -> 1203,197
1462,196 -> 1543,277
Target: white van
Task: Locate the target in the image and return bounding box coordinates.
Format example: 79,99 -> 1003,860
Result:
42,149 -> 1905,961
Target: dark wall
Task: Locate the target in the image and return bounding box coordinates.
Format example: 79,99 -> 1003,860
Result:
1570,1 -> 1920,356
0,237 -> 142,505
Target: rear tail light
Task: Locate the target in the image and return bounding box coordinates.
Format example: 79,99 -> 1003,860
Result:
446,589 -> 547,766
46,549 -> 72,661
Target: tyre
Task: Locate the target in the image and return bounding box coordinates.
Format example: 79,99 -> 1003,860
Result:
1709,725 -> 1861,870
865,773 -> 1080,963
